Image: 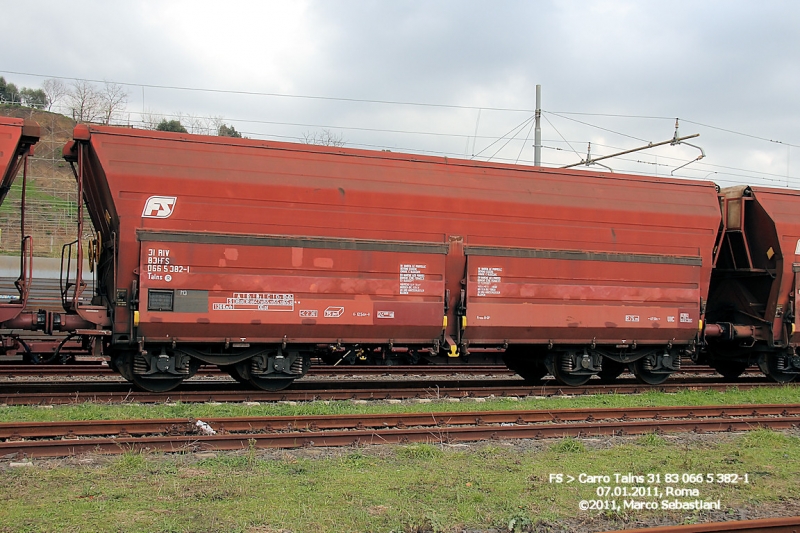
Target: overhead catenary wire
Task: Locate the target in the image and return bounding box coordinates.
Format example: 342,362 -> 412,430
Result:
4,69 -> 798,188
545,110 -> 650,143
121,110 -> 800,187
542,114 -> 583,161
471,115 -> 535,160
6,69 -> 798,150
0,69 -> 536,114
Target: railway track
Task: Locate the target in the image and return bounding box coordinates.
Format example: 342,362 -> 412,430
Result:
0,363 -> 517,378
0,378 -> 791,405
2,403 -> 798,458
600,516 -> 800,532
0,363 -> 746,378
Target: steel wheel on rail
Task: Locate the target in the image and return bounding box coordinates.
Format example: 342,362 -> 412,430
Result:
118,352 -> 186,393
130,373 -> 186,393
109,352 -> 134,381
551,351 -> 593,387
220,364 -> 249,384
631,356 -> 671,385
711,361 -> 749,380
502,346 -> 548,383
233,359 -> 296,391
597,359 -> 627,384
758,352 -> 798,383
515,363 -> 548,383
247,375 -> 295,391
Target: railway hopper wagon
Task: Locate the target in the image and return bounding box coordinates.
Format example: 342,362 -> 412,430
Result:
702,185 -> 800,382
0,117 -> 41,349
61,124 -> 722,392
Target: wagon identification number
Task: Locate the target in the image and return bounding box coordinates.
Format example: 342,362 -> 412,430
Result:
145,248 -> 191,280
212,293 -> 295,311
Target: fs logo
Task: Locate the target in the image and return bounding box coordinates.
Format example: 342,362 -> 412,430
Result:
142,196 -> 177,219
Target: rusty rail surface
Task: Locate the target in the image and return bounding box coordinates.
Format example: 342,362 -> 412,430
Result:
1,403 -> 798,458
0,364 -> 517,378
0,380 -> 790,406
599,515 -> 800,532
0,363 -> 734,378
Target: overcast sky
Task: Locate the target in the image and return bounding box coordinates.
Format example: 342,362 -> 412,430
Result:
2,0 -> 799,188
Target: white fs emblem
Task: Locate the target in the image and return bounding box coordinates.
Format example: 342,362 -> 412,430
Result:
142,196 -> 177,218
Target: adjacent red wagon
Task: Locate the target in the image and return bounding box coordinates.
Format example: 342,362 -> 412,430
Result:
0,117 -> 39,329
62,124 -> 722,390
704,185 -> 800,381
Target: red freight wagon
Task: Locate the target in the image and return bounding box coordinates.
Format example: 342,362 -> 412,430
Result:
0,117 -> 39,330
62,125 -> 721,391
704,186 -> 800,381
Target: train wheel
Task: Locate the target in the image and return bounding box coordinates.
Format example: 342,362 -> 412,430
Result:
551,352 -> 592,386
516,363 -> 548,383
247,375 -> 295,391
631,357 -> 671,385
758,353 -> 798,383
502,347 -> 548,383
117,352 -> 186,392
221,364 -> 249,384
110,352 -> 135,381
597,360 -> 627,384
130,374 -> 185,393
712,361 -> 749,380
233,358 -> 298,391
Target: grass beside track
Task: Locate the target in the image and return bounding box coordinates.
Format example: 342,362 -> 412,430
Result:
0,429 -> 798,532
1,386 -> 798,532
0,384 -> 798,422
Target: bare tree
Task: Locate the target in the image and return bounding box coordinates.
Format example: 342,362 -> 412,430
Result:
140,108 -> 164,130
99,82 -> 128,125
209,115 -> 225,136
302,129 -> 346,147
187,113 -> 208,135
41,78 -> 67,111
68,80 -> 102,123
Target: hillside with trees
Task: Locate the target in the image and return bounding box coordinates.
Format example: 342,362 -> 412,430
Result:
0,76 -> 245,257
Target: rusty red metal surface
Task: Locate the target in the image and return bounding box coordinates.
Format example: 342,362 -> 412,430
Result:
65,126 -> 721,355
748,186 -> 800,346
0,116 -> 39,206
706,186 -> 800,379
0,117 -> 39,327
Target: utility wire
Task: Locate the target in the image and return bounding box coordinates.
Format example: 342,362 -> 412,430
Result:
550,111 -> 675,120
8,68 -> 798,149
0,69 -> 535,113
487,116 -> 535,162
542,114 -> 582,160
545,111 -> 650,142
678,118 -> 800,148
472,115 -> 535,159
515,116 -> 536,164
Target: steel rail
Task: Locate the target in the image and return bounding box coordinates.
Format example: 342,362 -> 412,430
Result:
0,363 -> 731,377
1,405 -> 798,458
598,515 -> 800,532
0,364 -> 517,377
0,380 -> 790,406
2,404 -> 798,440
